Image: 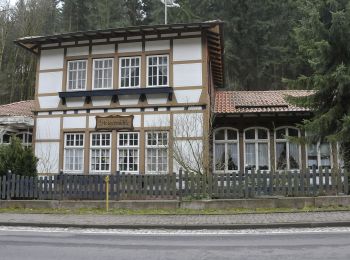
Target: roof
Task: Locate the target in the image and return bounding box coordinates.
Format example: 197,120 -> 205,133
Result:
0,100 -> 35,117
215,90 -> 312,114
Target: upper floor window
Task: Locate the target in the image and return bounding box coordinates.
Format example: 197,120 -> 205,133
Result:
147,55 -> 168,87
67,60 -> 87,91
213,128 -> 239,172
93,58 -> 113,89
275,127 -> 300,170
119,57 -> 141,88
244,128 -> 269,170
307,141 -> 332,169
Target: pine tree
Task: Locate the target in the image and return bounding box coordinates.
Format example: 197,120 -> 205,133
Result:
289,0 -> 350,168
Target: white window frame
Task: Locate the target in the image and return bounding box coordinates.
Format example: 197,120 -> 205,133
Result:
145,131 -> 169,174
92,58 -> 114,90
118,56 -> 141,88
243,127 -> 270,171
64,133 -> 84,174
15,132 -> 32,147
117,132 -> 140,174
306,141 -> 333,170
67,60 -> 87,91
274,126 -> 301,170
90,132 -> 111,174
213,127 -> 240,173
146,54 -> 169,87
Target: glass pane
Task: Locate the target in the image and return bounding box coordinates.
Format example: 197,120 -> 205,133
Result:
307,143 -> 318,169
320,143 -> 331,168
258,129 -> 268,139
227,129 -> 237,140
215,130 -> 225,140
288,128 -> 299,137
227,144 -> 238,170
276,128 -> 286,139
289,143 -> 300,169
276,142 -> 287,170
214,144 -> 225,171
245,129 -> 255,140
258,143 -> 269,170
245,143 -> 255,170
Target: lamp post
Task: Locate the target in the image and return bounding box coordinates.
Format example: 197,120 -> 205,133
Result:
160,0 -> 180,24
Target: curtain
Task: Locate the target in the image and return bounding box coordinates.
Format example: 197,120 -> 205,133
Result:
276,142 -> 287,170
245,143 -> 255,170
227,143 -> 238,170
215,143 -> 225,170
307,143 -> 318,169
289,143 -> 300,169
320,143 -> 331,168
258,143 -> 268,170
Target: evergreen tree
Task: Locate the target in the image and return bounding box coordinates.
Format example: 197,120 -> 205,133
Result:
289,0 -> 350,168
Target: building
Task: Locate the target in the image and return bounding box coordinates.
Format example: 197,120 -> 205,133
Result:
0,100 -> 34,146
15,21 -> 341,176
15,21 -> 224,175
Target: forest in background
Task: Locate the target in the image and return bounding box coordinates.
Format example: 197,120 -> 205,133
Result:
0,0 -> 318,104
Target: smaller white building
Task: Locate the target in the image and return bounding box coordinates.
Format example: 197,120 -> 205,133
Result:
0,100 -> 34,146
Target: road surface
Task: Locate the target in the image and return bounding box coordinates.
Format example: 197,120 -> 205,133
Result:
0,226 -> 349,259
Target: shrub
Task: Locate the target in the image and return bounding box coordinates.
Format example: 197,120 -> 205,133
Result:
0,136 -> 37,177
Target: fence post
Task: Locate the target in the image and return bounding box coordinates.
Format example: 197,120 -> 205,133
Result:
178,168 -> 183,202
6,170 -> 11,200
115,171 -> 120,201
105,175 -> 110,212
59,170 -> 64,200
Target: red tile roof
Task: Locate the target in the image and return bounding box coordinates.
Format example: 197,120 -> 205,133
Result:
0,100 -> 35,117
215,90 -> 312,114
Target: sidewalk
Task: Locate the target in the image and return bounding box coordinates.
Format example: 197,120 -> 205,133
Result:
1,211 -> 350,229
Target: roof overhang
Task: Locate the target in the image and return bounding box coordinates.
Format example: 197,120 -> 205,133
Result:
0,116 -> 34,128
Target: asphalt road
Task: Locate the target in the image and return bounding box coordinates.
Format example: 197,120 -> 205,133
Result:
0,227 -> 350,260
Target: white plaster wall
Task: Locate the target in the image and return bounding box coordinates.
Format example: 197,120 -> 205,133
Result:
35,142 -> 60,174
173,63 -> 202,87
146,93 -> 168,105
66,46 -> 89,56
92,44 -> 115,54
36,117 -> 61,140
66,97 -> 85,108
38,96 -> 60,109
63,116 -> 86,129
39,49 -> 64,70
173,38 -> 202,61
145,40 -> 170,51
118,95 -> 139,105
118,42 -> 142,53
38,71 -> 63,94
89,116 -> 96,129
144,114 -> 170,127
173,113 -> 203,137
91,96 -> 112,107
173,139 -> 203,172
174,89 -> 202,103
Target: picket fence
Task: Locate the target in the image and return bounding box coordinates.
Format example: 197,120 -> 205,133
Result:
0,168 -> 348,200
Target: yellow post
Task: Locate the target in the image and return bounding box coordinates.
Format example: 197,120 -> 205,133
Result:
105,175 -> 110,212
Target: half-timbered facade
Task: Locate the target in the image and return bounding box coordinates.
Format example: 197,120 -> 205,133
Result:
16,21 -> 224,175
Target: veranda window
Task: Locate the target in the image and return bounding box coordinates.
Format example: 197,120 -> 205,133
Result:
93,58 -> 113,89
146,132 -> 168,174
213,128 -> 239,172
307,141 -> 332,169
67,60 -> 87,90
118,132 -> 139,173
64,133 -> 84,173
147,55 -> 168,87
275,127 -> 300,170
119,57 -> 140,88
244,128 -> 269,170
90,133 -> 111,174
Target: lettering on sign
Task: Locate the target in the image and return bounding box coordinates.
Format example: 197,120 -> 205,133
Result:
96,115 -> 134,130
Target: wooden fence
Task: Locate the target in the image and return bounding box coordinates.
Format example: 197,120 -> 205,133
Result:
0,168 -> 348,200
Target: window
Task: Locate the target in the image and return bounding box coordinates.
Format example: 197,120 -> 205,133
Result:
93,58 -> 113,89
119,57 -> 140,88
275,127 -> 300,170
64,133 -> 84,173
16,132 -> 32,146
90,133 -> 111,173
67,60 -> 87,90
307,141 -> 332,169
213,128 -> 239,172
147,55 -> 168,87
1,133 -> 11,144
118,132 -> 139,173
244,128 -> 269,170
146,132 -> 168,174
